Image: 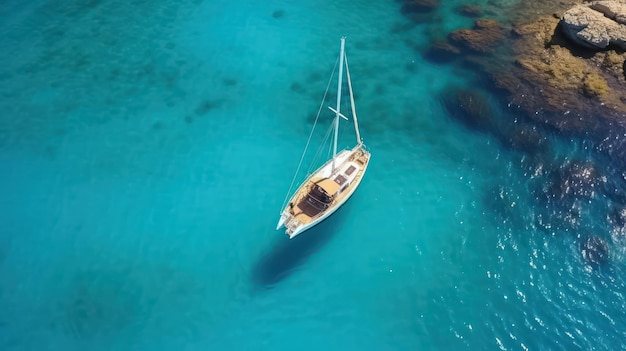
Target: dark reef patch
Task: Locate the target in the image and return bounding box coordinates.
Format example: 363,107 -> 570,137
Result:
0,0 -> 207,155
373,83 -> 386,95
580,236 -> 610,267
549,161 -> 605,201
399,0 -> 440,23
455,3 -> 483,18
505,123 -> 548,154
53,258 -> 211,341
485,185 -> 526,229
399,0 -> 439,14
439,85 -> 498,133
55,269 -> 141,340
272,10 -> 285,19
194,99 -> 223,116
306,71 -> 323,83
591,149 -> 626,206
422,40 -> 462,64
609,205 -> 626,227
390,21 -> 418,34
290,82 -> 306,94
529,157 -> 616,237
222,78 -> 237,86
39,0 -> 105,19
151,121 -> 164,131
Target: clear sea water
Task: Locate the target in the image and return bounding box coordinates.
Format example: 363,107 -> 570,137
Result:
1,0 -> 625,350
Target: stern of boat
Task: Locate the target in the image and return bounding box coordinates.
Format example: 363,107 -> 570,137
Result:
286,222 -> 304,239
276,213 -> 287,230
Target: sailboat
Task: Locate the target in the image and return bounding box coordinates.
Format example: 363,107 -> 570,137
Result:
276,37 -> 371,239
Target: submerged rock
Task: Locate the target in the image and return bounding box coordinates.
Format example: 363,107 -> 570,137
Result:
272,10 -> 285,19
581,236 -> 610,266
448,19 -> 506,53
422,40 -> 462,63
400,0 -> 439,14
506,124 -> 547,153
406,0 -> 626,131
593,0 -> 626,24
561,2 -> 626,50
549,161 -> 606,200
493,15 -> 626,129
400,0 -> 440,23
455,3 -> 483,18
440,86 -> 497,132
609,205 -> 626,227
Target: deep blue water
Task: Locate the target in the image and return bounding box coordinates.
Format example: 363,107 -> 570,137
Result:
1,0 -> 625,350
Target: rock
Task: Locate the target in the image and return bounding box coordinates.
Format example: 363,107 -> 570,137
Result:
400,0 -> 439,14
400,0 -> 440,23
549,161 -> 606,200
422,40 -> 461,63
561,3 -> 626,50
581,236 -> 610,266
491,15 -> 626,129
602,50 -> 626,67
506,124 -> 547,153
439,86 -> 496,132
455,3 -> 483,18
448,19 -> 506,53
591,1 -> 626,25
609,205 -> 626,227
582,73 -> 610,97
272,10 -> 285,19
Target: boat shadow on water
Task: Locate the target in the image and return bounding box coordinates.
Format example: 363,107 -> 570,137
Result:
250,203 -> 351,290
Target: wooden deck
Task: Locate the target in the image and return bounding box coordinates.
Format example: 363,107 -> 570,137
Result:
285,146 -> 370,227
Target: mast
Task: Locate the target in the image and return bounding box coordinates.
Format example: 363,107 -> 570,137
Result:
344,54 -> 361,145
332,37 -> 346,172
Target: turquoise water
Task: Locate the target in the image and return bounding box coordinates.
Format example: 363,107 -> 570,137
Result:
1,0 -> 625,350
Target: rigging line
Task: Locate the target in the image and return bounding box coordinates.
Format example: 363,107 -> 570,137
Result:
327,127 -> 333,160
337,82 -> 350,142
337,116 -> 348,142
281,55 -> 340,211
332,97 -> 349,148
308,122 -> 335,175
344,53 -> 361,144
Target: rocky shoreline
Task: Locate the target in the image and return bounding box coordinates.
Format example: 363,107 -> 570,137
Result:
402,0 -> 626,132
398,0 -> 626,268
503,1 -> 626,130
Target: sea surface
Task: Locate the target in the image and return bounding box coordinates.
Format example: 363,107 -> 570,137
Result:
1,0 -> 625,350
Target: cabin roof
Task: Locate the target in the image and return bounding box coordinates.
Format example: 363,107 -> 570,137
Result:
317,178 -> 340,195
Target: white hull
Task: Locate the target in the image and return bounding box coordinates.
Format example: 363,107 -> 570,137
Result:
276,37 -> 369,239
286,166 -> 364,238
277,145 -> 370,238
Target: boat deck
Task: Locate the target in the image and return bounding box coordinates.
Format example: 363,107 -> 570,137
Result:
285,146 -> 370,227
294,179 -> 332,218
